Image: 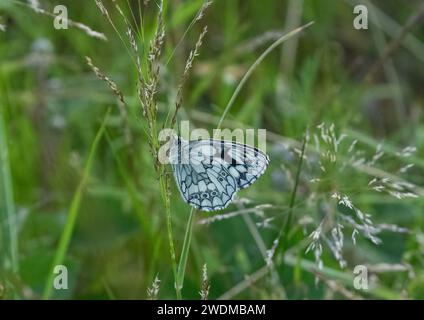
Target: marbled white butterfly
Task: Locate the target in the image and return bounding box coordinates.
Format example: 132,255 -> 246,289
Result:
168,135 -> 269,211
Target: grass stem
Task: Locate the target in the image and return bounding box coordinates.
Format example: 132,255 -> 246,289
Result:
215,21 -> 314,133
42,109 -> 110,299
0,105 -> 19,276
176,207 -> 195,299
273,131 -> 308,262
160,174 -> 181,299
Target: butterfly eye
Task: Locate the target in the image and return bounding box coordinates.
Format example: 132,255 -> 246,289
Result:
192,194 -> 200,200
218,177 -> 224,182
211,191 -> 217,196
219,171 -> 227,177
201,192 -> 209,199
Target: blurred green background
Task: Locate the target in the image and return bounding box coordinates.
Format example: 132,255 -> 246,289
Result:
0,0 -> 423,299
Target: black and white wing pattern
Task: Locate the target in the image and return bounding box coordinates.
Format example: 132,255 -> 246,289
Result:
170,136 -> 269,212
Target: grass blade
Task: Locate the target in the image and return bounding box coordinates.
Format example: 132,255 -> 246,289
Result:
42,108 -> 110,299
0,105 -> 19,275
271,132 -> 308,263
176,207 -> 195,298
215,21 -> 314,133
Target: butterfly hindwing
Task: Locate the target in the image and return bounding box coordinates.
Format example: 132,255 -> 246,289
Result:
172,161 -> 238,211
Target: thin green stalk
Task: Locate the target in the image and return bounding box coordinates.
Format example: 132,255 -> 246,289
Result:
104,130 -> 152,240
165,0 -> 210,66
160,174 -> 180,299
42,109 -> 110,299
273,132 -> 307,262
215,21 -> 314,133
0,105 -> 19,275
176,207 -> 195,299
283,133 -> 307,241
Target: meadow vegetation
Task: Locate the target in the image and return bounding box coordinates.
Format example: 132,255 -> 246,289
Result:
0,0 -> 423,299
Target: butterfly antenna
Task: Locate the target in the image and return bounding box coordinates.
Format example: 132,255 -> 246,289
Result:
177,121 -> 181,138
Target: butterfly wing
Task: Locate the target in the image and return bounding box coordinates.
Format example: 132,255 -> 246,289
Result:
221,140 -> 269,189
170,137 -> 269,212
191,139 -> 269,188
171,161 -> 238,212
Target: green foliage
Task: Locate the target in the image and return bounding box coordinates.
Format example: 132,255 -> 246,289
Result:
0,0 -> 423,300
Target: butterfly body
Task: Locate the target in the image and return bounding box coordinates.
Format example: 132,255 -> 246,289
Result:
169,136 -> 269,212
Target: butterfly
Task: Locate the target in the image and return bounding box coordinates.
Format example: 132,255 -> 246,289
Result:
168,135 -> 269,212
